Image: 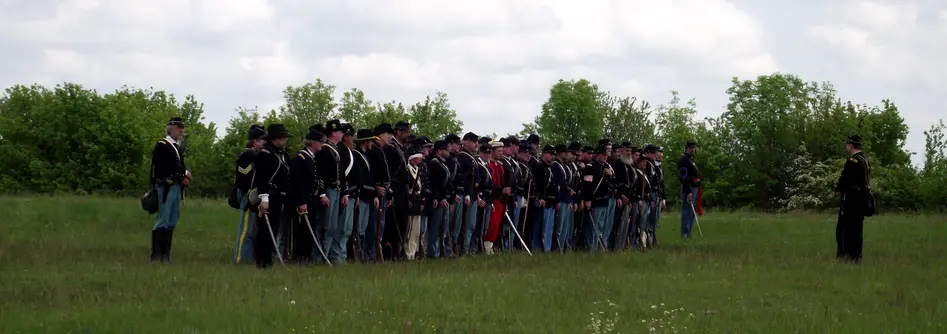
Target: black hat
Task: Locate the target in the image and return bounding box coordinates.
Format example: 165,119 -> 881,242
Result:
433,140 -> 448,151
395,121 -> 411,132
527,134 -> 540,145
644,144 -> 658,153
846,135 -> 862,145
499,137 -> 511,147
581,146 -> 594,153
341,123 -> 354,136
685,140 -> 697,149
633,147 -> 643,154
374,123 -> 395,136
555,144 -> 567,154
412,136 -> 433,147
167,117 -> 185,127
599,139 -> 612,147
594,146 -> 607,155
248,124 -> 266,140
325,120 -> 343,134
305,127 -> 326,142
542,145 -> 557,155
507,136 -> 521,146
620,142 -> 632,149
518,145 -> 532,154
356,128 -> 376,143
463,132 -> 479,142
478,137 -> 492,145
265,124 -> 292,139
479,144 -> 493,154
444,133 -> 461,144
568,142 -> 582,152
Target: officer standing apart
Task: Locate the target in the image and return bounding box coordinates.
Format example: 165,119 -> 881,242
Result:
150,117 -> 191,263
678,141 -> 700,239
835,135 -> 872,263
252,124 -> 293,269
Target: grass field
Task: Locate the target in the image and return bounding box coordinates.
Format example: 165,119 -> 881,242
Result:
1,196 -> 945,333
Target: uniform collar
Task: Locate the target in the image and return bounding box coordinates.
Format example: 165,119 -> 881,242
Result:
164,135 -> 179,146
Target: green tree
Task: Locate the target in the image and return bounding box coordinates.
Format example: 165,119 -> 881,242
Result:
276,80 -> 339,147
338,88 -> 375,130
535,79 -> 607,146
407,92 -> 464,139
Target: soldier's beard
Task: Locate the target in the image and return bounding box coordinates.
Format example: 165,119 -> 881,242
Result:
620,156 -> 633,165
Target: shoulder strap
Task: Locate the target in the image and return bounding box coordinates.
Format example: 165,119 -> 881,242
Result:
854,154 -> 871,189
344,147 -> 354,176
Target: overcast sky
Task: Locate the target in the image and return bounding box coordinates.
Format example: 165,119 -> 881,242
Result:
1,0 -> 944,165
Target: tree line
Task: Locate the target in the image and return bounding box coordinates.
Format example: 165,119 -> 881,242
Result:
0,73 -> 944,212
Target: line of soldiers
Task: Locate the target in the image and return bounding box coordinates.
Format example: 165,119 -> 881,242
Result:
229,120 -> 677,268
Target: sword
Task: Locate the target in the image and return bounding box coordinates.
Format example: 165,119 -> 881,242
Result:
262,213 -> 285,267
504,211 -> 532,256
301,213 -> 332,266
689,200 -> 704,237
376,206 -> 384,262
586,211 -> 606,252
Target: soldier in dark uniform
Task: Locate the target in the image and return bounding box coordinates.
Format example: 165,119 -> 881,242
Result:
150,117 -> 191,263
440,133 -> 462,256
367,123 -> 394,262
455,132 -> 480,255
424,140 -> 452,258
574,145 -> 593,250
313,120 -> 348,264
349,129 -> 377,262
382,121 -> 411,260
337,123 -> 358,261
611,142 -> 634,250
496,137 -> 520,251
513,142 -> 533,251
412,136 -> 433,256
656,146 -> 667,217
532,145 -> 557,252
289,127 -> 326,264
649,145 -> 667,231
642,144 -> 663,246
252,124 -> 293,268
565,142 -> 582,251
551,144 -> 570,251
599,139 -> 619,249
633,149 -> 654,247
580,146 -> 612,252
835,135 -> 872,263
475,142 -> 495,253
233,124 -> 266,264
678,141 -> 700,239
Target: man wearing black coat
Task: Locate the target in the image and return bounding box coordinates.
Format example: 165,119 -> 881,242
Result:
289,127 -> 325,264
835,135 -> 872,263
424,140 -> 452,258
366,123 -> 393,262
149,117 -> 192,263
251,124 -> 293,268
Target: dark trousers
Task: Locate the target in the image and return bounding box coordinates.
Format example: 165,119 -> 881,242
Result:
254,201 -> 287,268
836,212 -> 864,262
292,207 -> 318,263
383,193 -> 408,260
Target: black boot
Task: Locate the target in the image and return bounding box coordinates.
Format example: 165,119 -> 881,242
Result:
150,229 -> 161,262
163,228 -> 175,262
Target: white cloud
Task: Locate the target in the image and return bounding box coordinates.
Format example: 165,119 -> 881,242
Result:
0,0 -> 943,165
